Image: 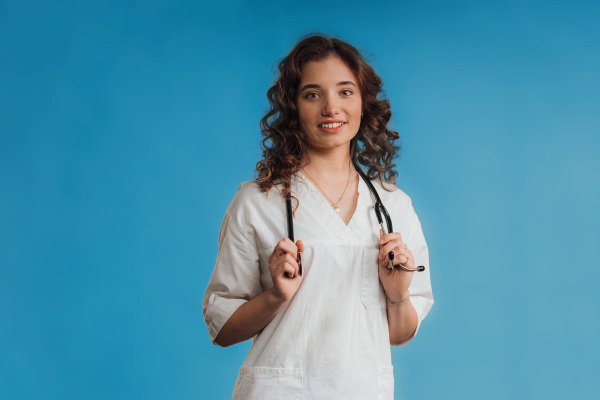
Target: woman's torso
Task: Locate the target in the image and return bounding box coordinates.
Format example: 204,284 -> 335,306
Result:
228,173 -> 418,399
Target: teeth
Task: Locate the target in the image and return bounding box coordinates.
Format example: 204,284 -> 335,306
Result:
320,122 -> 345,128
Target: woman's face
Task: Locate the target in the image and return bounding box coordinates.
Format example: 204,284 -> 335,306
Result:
296,56 -> 362,154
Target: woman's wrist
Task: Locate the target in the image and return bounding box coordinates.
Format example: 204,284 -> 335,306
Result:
266,287 -> 291,306
385,290 -> 410,306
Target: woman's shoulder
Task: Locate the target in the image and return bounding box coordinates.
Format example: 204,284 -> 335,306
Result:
371,178 -> 413,208
235,180 -> 263,197
233,180 -> 283,199
222,180 -> 287,245
227,180 -> 284,216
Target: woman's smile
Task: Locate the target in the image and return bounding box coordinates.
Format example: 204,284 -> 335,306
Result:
318,120 -> 347,132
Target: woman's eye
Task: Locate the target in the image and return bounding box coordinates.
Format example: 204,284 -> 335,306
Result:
305,92 -> 319,99
341,89 -> 352,96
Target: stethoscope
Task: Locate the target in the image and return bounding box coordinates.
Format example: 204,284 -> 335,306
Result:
286,161 -> 426,276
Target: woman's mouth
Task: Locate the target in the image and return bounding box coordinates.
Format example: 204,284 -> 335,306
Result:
318,122 -> 346,129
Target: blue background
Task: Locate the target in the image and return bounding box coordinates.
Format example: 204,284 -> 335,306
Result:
1,0 -> 599,399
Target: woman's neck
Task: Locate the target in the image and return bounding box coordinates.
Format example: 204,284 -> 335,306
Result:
302,147 -> 353,178
300,146 -> 359,225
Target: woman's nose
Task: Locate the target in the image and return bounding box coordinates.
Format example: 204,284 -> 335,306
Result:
321,96 -> 341,116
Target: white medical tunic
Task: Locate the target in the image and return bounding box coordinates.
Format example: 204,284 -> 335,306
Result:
203,173 -> 434,400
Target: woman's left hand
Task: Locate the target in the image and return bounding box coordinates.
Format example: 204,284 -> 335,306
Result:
378,229 -> 414,303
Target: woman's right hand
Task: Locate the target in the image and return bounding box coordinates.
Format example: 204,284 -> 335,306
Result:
268,238 -> 304,303
215,238 -> 304,347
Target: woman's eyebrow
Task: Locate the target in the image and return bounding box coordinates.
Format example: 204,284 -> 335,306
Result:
298,81 -> 357,93
337,81 -> 357,87
298,83 -> 320,93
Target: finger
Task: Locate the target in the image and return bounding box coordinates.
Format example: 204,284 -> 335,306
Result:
379,232 -> 403,246
383,245 -> 414,268
273,259 -> 294,278
391,248 -> 412,267
379,240 -> 402,261
282,261 -> 296,278
284,253 -> 299,276
397,254 -> 410,265
378,231 -> 394,257
295,240 -> 304,276
296,239 -> 305,254
269,239 -> 291,262
396,247 -> 412,260
275,238 -> 300,258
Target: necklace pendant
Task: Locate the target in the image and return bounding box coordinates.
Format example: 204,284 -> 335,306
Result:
333,205 -> 341,213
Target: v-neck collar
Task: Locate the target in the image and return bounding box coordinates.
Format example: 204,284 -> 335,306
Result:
292,171 -> 371,242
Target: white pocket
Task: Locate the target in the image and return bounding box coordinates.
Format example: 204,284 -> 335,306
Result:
378,365 -> 394,400
361,248 -> 386,309
232,366 -> 302,400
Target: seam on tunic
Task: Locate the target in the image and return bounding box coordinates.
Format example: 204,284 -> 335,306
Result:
257,239 -> 380,253
224,208 -> 259,251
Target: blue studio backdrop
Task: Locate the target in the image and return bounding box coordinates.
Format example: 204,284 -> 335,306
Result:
1,0 -> 599,399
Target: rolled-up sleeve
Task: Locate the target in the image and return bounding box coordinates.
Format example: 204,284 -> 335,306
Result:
406,201 -> 434,340
203,208 -> 262,345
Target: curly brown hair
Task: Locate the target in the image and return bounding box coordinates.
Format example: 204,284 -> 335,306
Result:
255,34 -> 400,197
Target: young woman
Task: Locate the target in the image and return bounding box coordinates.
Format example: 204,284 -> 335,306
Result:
203,34 -> 434,399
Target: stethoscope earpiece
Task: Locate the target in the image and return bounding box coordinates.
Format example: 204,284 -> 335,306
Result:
387,249 -> 426,272
395,263 -> 426,272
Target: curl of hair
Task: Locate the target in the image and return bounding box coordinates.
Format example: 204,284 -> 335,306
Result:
255,34 -> 400,201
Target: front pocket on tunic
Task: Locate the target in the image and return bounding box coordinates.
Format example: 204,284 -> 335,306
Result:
361,248 -> 386,309
378,365 -> 394,400
232,366 -> 302,400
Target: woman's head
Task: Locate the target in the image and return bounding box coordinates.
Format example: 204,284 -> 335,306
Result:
296,55 -> 363,154
256,34 -> 399,192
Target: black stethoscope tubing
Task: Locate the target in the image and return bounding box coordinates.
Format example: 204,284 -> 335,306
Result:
286,162 -> 425,275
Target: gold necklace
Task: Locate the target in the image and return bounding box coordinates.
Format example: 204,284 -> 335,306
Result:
302,160 -> 353,213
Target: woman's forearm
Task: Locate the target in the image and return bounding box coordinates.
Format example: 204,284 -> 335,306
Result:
214,288 -> 287,347
386,294 -> 419,346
